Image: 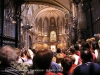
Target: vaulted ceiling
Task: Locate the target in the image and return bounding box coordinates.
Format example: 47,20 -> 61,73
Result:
24,0 -> 71,12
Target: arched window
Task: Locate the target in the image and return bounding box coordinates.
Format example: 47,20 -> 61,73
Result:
43,17 -> 48,35
38,18 -> 42,34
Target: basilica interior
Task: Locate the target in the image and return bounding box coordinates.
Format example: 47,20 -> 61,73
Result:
0,0 -> 100,50
21,5 -> 68,50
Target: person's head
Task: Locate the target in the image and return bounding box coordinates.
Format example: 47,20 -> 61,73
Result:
28,49 -> 34,59
92,42 -> 99,50
26,50 -> 32,59
33,49 -> 53,70
74,44 -> 79,51
52,56 -> 56,62
32,49 -> 37,54
90,37 -> 95,42
69,47 -> 75,54
21,50 -> 27,57
56,53 -> 64,63
81,48 -> 93,63
15,48 -> 21,61
15,48 -> 21,56
81,41 -> 91,49
61,56 -> 73,72
57,48 -> 61,53
86,39 -> 92,44
0,45 -> 18,65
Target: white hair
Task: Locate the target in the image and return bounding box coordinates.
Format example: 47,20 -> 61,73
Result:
0,45 -> 18,64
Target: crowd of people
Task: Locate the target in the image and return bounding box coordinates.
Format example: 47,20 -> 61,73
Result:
0,37 -> 100,75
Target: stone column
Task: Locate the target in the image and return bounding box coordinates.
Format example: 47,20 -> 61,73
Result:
24,30 -> 28,50
22,25 -> 32,50
77,1 -> 86,40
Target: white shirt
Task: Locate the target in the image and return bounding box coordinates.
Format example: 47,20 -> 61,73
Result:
73,54 -> 80,65
94,49 -> 98,58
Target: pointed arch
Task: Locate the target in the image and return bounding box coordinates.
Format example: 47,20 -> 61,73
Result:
38,18 -> 42,34
57,17 -> 60,27
50,17 -> 56,26
43,17 -> 48,35
57,17 -> 62,34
